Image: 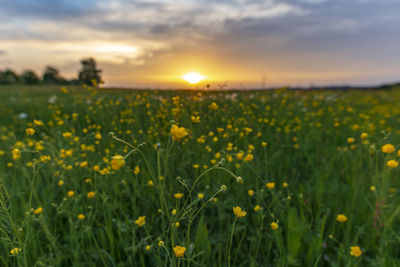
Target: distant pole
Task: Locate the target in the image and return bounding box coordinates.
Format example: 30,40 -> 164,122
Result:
262,75 -> 267,89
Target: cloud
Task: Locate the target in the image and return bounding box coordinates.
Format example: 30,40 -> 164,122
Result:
0,0 -> 400,87
0,50 -> 5,55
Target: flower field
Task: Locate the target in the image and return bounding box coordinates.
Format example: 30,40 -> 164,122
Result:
1,85 -> 400,266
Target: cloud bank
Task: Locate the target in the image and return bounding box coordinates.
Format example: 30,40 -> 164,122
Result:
1,0 -> 400,87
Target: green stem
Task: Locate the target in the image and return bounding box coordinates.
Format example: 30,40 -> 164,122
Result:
228,217 -> 238,267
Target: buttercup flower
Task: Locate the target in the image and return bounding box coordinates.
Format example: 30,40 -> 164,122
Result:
266,182 -> 275,189
387,160 -> 399,168
233,206 -> 247,218
270,222 -> 279,230
360,133 -> 368,139
382,144 -> 395,154
170,124 -> 188,141
174,193 -> 184,199
173,246 -> 186,257
336,214 -> 348,222
10,248 -> 21,255
135,216 -> 146,227
110,155 -> 125,170
248,189 -> 254,196
350,246 -> 362,257
12,148 -> 21,160
34,206 -> 43,214
26,128 -> 35,135
244,154 -> 254,162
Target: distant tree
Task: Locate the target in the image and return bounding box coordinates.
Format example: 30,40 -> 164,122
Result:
43,66 -> 63,84
21,70 -> 40,84
0,69 -> 19,84
78,58 -> 102,86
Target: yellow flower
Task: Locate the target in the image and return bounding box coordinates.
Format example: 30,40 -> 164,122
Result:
12,148 -> 21,160
145,245 -> 151,251
270,222 -> 279,230
174,193 -> 184,199
248,189 -> 254,197
135,216 -> 146,227
236,151 -> 244,160
336,214 -> 348,222
67,191 -> 75,197
208,102 -> 219,110
347,137 -> 355,144
191,115 -> 200,123
80,161 -> 88,168
87,191 -> 95,198
78,214 -> 85,220
197,193 -> 204,199
62,132 -> 72,138
34,119 -> 43,126
25,128 -> 35,135
382,144 -> 395,154
134,166 -> 140,174
261,141 -> 267,147
58,180 -> 64,186
387,160 -> 399,168
158,240 -> 164,246
350,246 -> 362,257
282,182 -> 288,188
170,124 -> 188,141
10,248 -> 22,255
171,209 -> 177,215
244,154 -> 254,162
266,182 -> 275,189
34,206 -> 43,214
148,180 -> 154,186
233,206 -> 247,218
173,246 -> 186,258
370,185 -> 376,191
110,155 -> 125,170
360,133 -> 368,139
253,205 -> 261,212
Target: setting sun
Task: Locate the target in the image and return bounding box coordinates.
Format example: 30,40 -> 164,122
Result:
182,72 -> 205,84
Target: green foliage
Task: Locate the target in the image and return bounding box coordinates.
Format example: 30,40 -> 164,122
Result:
0,69 -> 19,84
78,58 -> 102,86
0,85 -> 399,266
21,70 -> 40,85
42,66 -> 67,84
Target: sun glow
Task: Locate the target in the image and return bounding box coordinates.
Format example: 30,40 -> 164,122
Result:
182,72 -> 205,84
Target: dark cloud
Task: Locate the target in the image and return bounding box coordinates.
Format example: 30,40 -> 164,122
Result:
0,0 -> 107,21
0,0 -> 400,86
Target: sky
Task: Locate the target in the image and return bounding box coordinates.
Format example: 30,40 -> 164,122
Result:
1,0 -> 400,88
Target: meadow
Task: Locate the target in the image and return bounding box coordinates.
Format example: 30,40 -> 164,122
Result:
0,84 -> 400,266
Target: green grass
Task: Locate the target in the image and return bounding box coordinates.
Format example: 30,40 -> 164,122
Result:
0,85 -> 400,266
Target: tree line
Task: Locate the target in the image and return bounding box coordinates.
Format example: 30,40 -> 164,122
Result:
0,58 -> 102,86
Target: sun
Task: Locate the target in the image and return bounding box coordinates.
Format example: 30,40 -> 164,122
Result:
182,72 -> 205,84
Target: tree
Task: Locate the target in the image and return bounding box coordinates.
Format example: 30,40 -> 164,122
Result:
21,70 -> 40,84
43,66 -> 63,84
0,69 -> 19,84
78,58 -> 102,86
